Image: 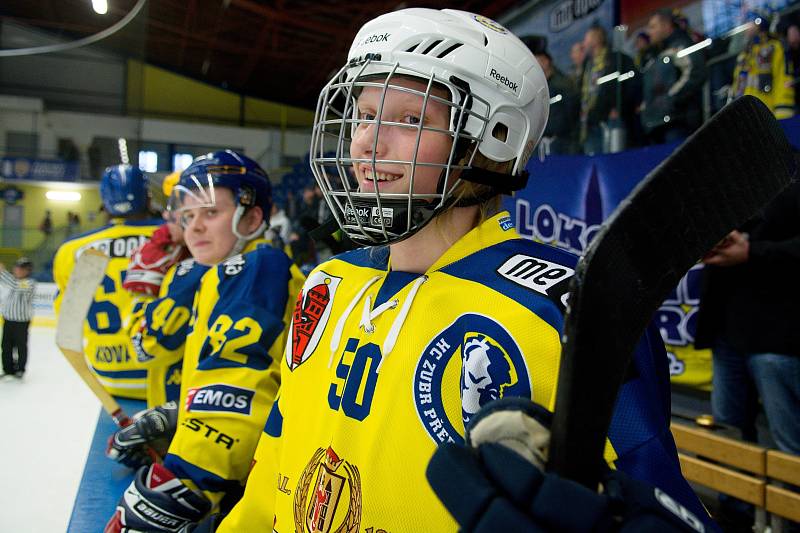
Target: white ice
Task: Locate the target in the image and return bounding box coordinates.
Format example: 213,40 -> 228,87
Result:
0,325 -> 100,533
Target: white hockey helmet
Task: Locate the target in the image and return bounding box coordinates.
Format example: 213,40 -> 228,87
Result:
310,8 -> 549,246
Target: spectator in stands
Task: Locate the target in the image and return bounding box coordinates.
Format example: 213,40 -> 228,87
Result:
633,31 -> 654,70
290,185 -> 321,269
570,41 -> 586,86
695,180 -> 800,458
266,202 -> 291,246
673,8 -> 706,44
580,25 -> 615,154
39,210 -> 53,238
533,50 -> 580,154
730,12 -> 795,119
694,180 -> 800,531
640,9 -> 707,145
0,257 -> 35,378
66,211 -> 81,236
579,25 -> 637,155
284,189 -> 297,220
785,24 -> 800,113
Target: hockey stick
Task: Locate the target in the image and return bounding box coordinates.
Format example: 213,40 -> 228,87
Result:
55,249 -> 131,427
548,96 -> 797,488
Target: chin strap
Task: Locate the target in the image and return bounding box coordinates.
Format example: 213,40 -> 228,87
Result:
451,168 -> 530,207
309,217 -> 340,242
460,167 -> 530,193
230,205 -> 267,256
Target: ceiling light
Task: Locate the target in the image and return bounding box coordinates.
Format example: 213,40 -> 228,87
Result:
46,191 -> 81,201
92,0 -> 108,15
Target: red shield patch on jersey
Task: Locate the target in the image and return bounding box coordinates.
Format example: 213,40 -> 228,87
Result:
286,271 -> 342,371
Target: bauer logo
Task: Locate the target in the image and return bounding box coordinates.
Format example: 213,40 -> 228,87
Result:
497,254 -> 574,296
413,313 -> 531,444
185,384 -> 254,415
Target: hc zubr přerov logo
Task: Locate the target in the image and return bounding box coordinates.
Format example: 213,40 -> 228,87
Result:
294,446 -> 362,533
414,313 -> 531,444
287,271 -> 342,371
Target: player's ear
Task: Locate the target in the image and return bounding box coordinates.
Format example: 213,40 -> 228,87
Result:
240,205 -> 264,234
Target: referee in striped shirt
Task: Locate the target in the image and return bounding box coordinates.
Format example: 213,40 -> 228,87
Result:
1,257 -> 35,378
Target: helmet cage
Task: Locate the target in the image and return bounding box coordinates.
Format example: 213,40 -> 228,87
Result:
310,57 -> 492,246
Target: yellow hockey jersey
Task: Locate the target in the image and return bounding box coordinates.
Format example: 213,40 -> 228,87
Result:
732,35 -> 795,119
162,241 -> 304,513
128,258 -> 209,407
53,219 -> 160,399
221,212 -> 707,532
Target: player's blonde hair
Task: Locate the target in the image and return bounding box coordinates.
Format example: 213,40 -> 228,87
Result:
432,148 -> 516,247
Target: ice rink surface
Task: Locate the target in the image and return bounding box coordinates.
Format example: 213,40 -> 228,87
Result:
0,326 -> 100,532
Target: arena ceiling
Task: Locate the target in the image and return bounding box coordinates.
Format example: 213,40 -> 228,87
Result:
1,0 -> 522,110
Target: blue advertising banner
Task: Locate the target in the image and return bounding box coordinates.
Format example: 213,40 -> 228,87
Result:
505,142 -> 709,388
506,116 -> 800,390
504,0 -> 615,75
1,157 -> 80,182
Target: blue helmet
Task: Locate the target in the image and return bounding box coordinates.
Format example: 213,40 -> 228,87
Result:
173,150 -> 272,250
100,165 -> 149,216
177,150 -> 272,215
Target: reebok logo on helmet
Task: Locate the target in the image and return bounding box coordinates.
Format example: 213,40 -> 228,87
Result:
488,67 -> 520,94
359,33 -> 390,46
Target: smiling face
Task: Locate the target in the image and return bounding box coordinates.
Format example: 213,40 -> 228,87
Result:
349,77 -> 454,197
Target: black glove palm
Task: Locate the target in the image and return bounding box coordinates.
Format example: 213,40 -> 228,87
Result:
106,401 -> 178,469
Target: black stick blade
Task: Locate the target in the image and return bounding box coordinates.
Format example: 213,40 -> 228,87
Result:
548,95 -> 796,488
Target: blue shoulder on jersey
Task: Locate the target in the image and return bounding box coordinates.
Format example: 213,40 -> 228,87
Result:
199,247 -> 293,371
607,324 -> 710,522
441,239 -> 577,333
163,453 -> 244,495
331,246 -> 389,270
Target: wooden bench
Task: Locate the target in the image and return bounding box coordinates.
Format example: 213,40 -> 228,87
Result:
670,422 -> 800,532
766,450 -> 800,531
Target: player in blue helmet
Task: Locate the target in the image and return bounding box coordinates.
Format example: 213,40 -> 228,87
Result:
100,164 -> 150,217
105,150 -> 304,532
172,150 -> 272,259
53,164 -> 161,400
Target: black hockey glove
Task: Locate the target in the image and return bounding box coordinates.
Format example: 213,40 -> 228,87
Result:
106,401 -> 178,469
105,463 -> 211,533
427,397 -> 712,533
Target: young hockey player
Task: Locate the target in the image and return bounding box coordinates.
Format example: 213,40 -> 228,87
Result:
217,8 -> 714,533
104,150 -> 304,532
121,170 -> 198,408
53,165 -> 160,399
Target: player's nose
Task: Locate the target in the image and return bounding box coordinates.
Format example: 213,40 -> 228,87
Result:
353,120 -> 390,158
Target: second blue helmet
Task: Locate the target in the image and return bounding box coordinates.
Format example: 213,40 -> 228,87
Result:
176,150 -> 272,216
100,165 -> 149,216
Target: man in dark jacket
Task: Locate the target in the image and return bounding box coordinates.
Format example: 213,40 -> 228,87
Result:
694,179 -> 800,457
579,25 -> 637,155
535,51 -> 580,154
641,9 -> 707,144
